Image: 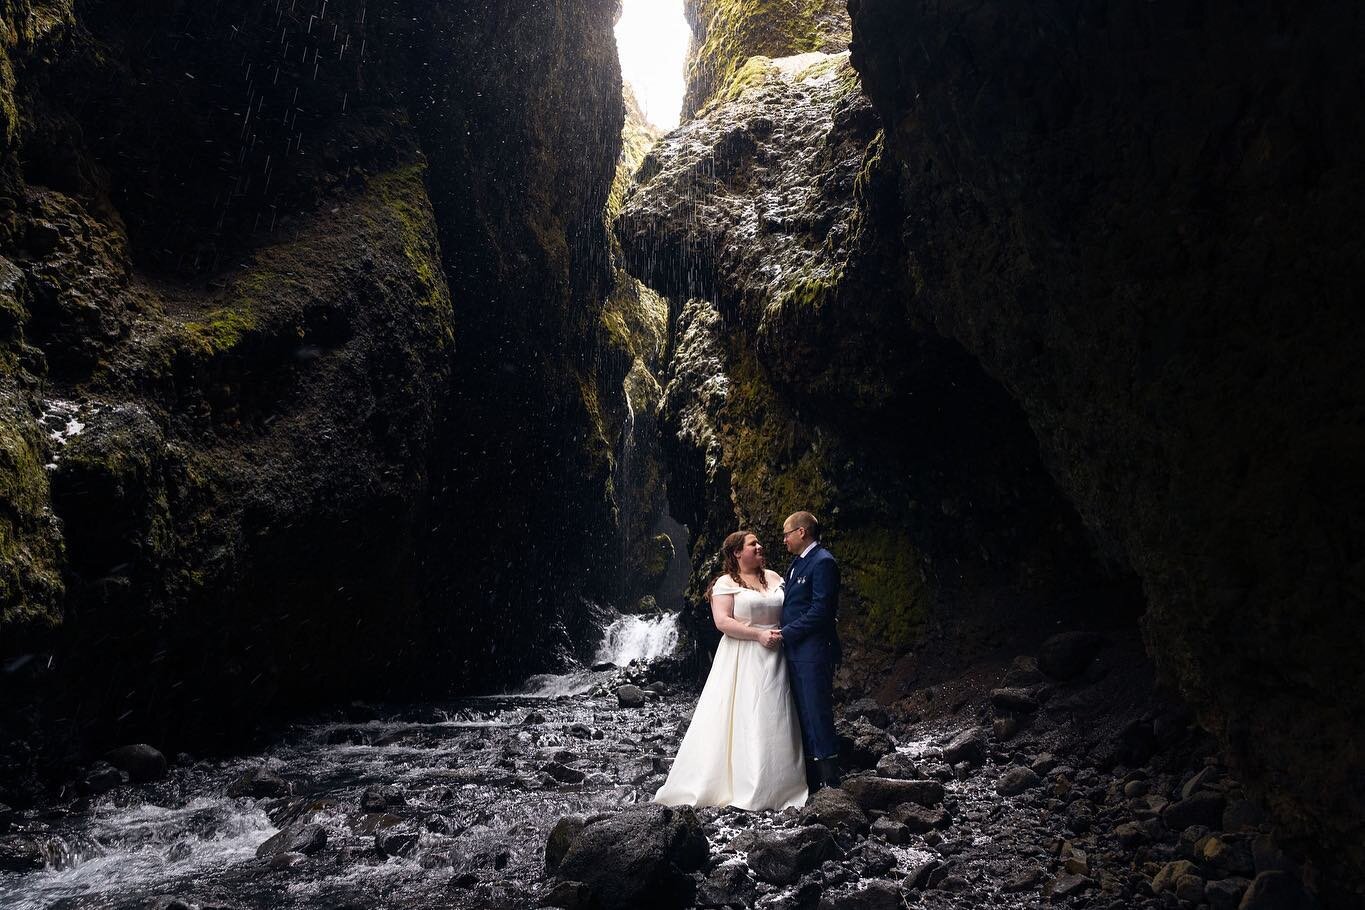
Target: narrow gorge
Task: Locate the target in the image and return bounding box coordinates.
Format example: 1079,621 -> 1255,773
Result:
0,1 -> 1360,908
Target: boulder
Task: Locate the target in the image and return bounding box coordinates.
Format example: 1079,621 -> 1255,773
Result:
836,717 -> 896,770
857,845 -> 900,878
359,784 -> 405,812
1001,655 -> 1046,687
542,762 -> 586,785
227,767 -> 291,799
989,688 -> 1039,713
841,775 -> 944,811
745,823 -> 842,886
616,685 -> 645,708
1206,877 -> 1251,910
84,760 -> 126,794
1163,792 -> 1227,831
552,805 -> 708,909
1176,873 -> 1207,904
696,857 -> 754,908
1237,871 -> 1313,910
1200,835 -> 1256,878
870,817 -> 909,844
1038,631 -> 1105,681
874,752 -> 924,780
256,823 -> 327,858
996,767 -> 1041,796
375,829 -> 418,857
544,880 -> 592,910
545,816 -> 585,872
824,879 -> 901,910
798,786 -> 869,833
889,802 -> 950,832
843,697 -> 890,729
1153,860 -> 1200,894
1050,873 -> 1093,897
103,744 -> 168,783
941,728 -> 987,767
1115,821 -> 1149,848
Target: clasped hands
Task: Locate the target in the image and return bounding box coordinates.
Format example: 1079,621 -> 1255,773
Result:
759,629 -> 783,650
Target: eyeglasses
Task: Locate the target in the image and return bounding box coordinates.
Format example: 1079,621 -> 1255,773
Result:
781,528 -> 799,538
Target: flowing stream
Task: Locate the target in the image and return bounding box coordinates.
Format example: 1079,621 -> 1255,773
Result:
0,614 -> 686,910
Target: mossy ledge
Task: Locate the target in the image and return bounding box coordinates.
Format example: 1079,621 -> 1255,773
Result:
682,0 -> 851,119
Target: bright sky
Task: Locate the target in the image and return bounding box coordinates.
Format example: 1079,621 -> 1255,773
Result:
614,0 -> 691,130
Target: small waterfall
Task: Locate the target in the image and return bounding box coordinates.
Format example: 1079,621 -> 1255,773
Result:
594,613 -> 679,666
520,613 -> 680,697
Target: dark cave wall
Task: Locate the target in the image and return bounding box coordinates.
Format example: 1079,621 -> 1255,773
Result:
0,0 -> 626,775
849,0 -> 1365,890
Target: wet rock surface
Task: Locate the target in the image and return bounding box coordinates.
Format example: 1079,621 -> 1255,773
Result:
0,648 -> 1329,910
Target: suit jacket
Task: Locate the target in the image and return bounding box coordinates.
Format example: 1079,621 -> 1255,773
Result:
780,544 -> 841,665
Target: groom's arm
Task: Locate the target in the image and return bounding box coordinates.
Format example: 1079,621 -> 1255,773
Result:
780,558 -> 839,645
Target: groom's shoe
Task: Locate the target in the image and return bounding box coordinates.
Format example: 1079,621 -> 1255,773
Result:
805,760 -> 822,794
816,756 -> 841,790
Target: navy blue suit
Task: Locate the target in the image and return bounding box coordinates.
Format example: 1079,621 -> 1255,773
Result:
780,544 -> 841,760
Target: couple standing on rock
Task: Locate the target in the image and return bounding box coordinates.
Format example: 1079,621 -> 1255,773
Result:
655,511 -> 842,811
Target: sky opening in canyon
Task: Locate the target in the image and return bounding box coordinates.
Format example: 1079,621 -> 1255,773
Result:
615,0 -> 690,130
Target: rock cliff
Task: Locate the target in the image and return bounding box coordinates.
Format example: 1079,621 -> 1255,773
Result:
846,0 -> 1364,895
616,0 -> 1363,895
619,9 -> 1118,684
0,0 -> 625,772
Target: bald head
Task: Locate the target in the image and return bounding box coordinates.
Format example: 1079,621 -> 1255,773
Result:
782,511 -> 820,555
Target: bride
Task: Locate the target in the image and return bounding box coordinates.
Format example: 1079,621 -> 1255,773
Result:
654,530 -> 808,811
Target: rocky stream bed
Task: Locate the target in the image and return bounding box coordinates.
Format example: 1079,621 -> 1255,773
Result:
0,626 -> 1317,910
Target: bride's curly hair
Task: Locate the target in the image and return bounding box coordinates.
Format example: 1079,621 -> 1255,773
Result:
718,530 -> 767,593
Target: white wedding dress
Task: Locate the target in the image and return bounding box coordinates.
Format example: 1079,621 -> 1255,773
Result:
654,570 -> 808,811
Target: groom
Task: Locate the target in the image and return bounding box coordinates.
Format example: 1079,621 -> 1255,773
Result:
764,511 -> 842,790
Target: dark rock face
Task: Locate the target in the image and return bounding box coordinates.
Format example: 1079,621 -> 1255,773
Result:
848,0 -> 1365,889
619,16 -> 1117,693
0,0 -> 627,784
552,805 -> 709,910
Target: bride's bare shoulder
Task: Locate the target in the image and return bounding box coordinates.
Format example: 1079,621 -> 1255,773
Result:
764,568 -> 784,585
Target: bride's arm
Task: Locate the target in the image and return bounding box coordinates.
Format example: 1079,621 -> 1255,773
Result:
710,593 -> 763,642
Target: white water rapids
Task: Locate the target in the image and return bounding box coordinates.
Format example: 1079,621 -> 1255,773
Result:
519,612 -> 681,697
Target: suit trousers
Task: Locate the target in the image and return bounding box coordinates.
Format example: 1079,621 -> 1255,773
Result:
788,658 -> 838,760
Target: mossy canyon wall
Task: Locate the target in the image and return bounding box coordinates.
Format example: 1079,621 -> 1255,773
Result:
0,0 -> 628,770
617,0 -> 1363,895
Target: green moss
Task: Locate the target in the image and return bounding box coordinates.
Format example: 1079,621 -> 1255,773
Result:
180,162 -> 449,358
369,163 -> 446,308
608,85 -> 662,221
685,0 -> 850,115
835,525 -> 930,651
0,405 -> 64,634
601,268 -> 667,367
777,270 -> 840,312
721,351 -> 832,526
708,55 -> 780,110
